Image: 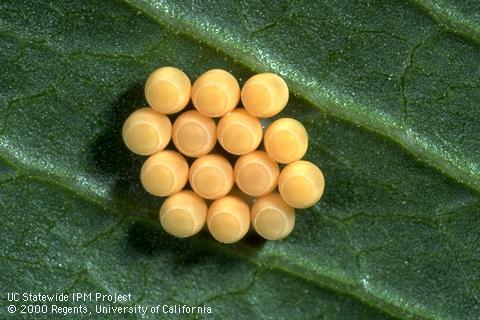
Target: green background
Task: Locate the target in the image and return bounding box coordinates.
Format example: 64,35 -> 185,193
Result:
1,0 -> 479,319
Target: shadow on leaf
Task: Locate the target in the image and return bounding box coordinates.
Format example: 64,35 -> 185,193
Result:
127,219 -> 230,266
88,83 -> 267,258
88,83 -> 161,218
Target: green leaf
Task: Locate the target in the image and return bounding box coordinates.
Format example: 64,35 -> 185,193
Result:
0,0 -> 479,319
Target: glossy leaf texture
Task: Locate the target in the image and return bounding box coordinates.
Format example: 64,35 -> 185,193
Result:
0,0 -> 479,319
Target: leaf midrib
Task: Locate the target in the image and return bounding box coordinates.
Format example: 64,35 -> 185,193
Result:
122,0 -> 480,194
0,87 -> 439,320
1,1 -> 471,319
0,150 -> 433,320
411,0 -> 480,44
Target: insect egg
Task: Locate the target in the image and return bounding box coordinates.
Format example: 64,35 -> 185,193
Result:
189,154 -> 234,200
172,110 -> 216,157
191,69 -> 240,117
278,160 -> 325,208
122,107 -> 172,155
126,67 -> 325,243
234,151 -> 279,197
207,195 -> 250,243
160,190 -> 207,238
140,150 -> 189,197
264,118 -> 308,164
241,73 -> 289,118
217,108 -> 262,155
144,66 -> 191,114
251,193 -> 295,240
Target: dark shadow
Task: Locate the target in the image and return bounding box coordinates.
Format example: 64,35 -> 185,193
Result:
88,83 -> 266,263
127,219 -> 221,266
243,232 -> 268,248
88,83 -> 161,217
127,218 -> 187,255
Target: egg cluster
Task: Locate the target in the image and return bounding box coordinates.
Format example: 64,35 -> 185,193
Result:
122,67 -> 325,243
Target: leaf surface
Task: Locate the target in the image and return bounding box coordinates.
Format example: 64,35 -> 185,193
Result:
0,0 -> 479,319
